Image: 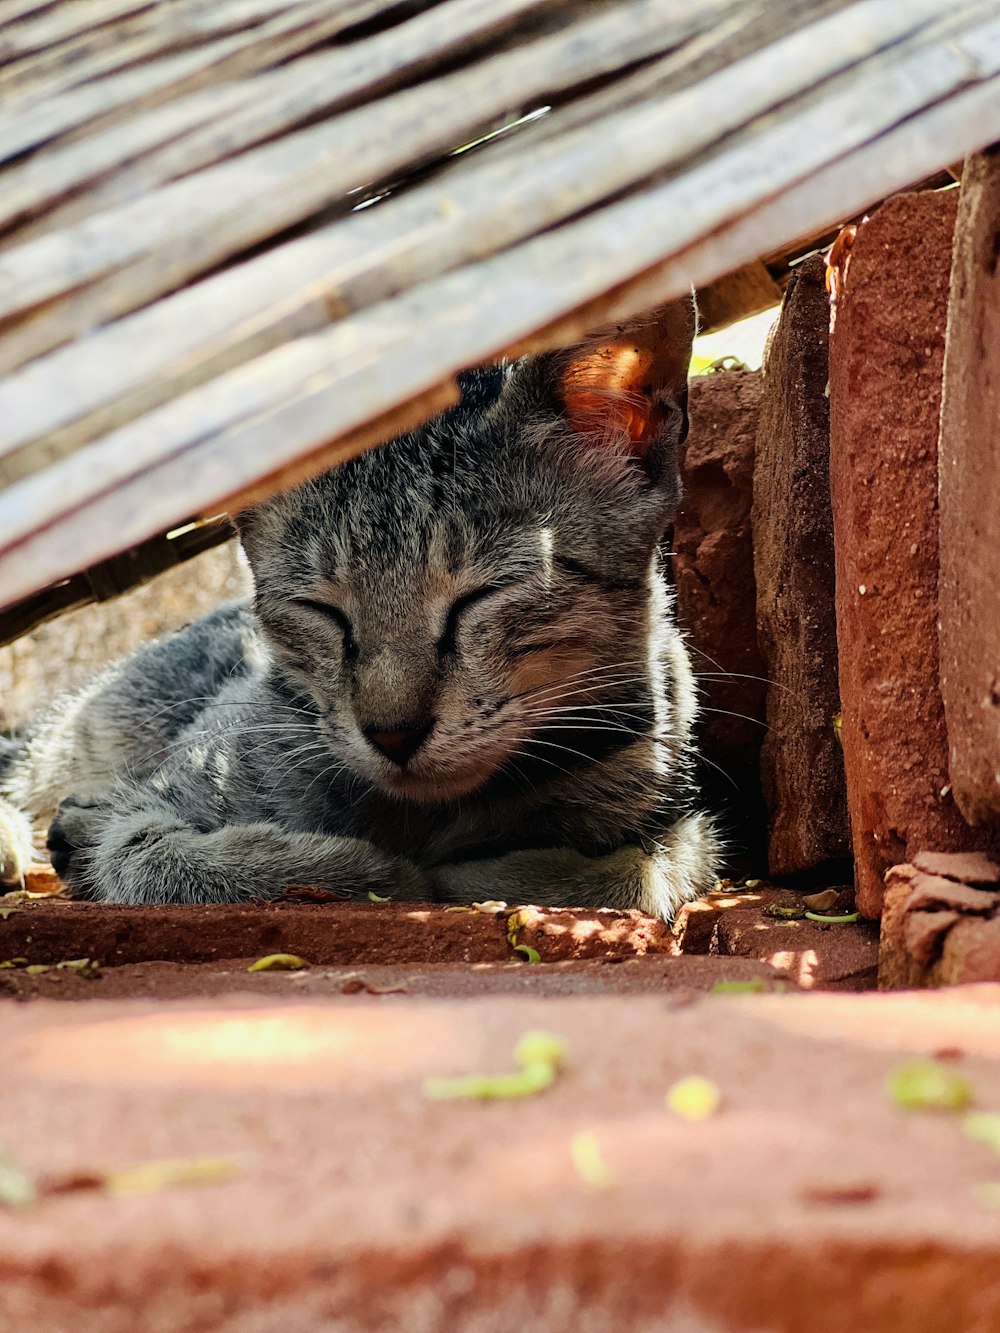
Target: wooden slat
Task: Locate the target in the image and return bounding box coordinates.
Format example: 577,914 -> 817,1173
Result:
0,0 -> 742,376
0,0 -> 156,63
0,0 -> 569,236
0,0 -> 305,104
0,0 -> 392,161
0,0 -> 976,476
0,18 -> 995,609
696,262 -> 784,334
0,517 -> 235,646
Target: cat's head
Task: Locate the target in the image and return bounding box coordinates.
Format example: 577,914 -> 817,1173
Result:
237,296 -> 695,802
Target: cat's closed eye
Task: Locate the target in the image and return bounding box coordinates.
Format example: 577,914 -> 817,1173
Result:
294,599 -> 357,657
438,581 -> 522,655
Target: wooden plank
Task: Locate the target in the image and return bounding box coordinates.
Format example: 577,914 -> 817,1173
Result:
0,0 -> 569,236
0,516 -> 234,646
0,0 -> 392,161
0,0 -> 156,62
1,32 -> 996,608
0,0 -> 304,104
0,0 -> 740,369
695,262 -> 784,334
0,0 -> 975,465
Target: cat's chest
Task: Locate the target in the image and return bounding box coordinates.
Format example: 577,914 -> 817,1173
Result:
365,797 -> 547,866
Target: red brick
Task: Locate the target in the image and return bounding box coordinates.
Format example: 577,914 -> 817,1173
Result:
829,191 -> 996,918
939,151 -> 1000,826
751,255 -> 849,875
674,371 -> 767,770
5,989 -> 1000,1329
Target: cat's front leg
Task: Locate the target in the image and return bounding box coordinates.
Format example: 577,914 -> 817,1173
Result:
0,796 -> 35,890
49,794 -> 429,906
431,813 -> 719,921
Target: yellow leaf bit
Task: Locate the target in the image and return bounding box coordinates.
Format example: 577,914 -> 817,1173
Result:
367,892 -> 390,903
570,1132 -> 617,1189
666,1075 -> 722,1123
106,1156 -> 239,1197
247,954 -> 308,972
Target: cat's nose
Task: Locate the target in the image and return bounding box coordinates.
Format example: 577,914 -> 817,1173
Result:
363,719 -> 435,767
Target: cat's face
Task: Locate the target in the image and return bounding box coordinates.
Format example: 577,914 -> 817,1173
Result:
238,300 -> 695,803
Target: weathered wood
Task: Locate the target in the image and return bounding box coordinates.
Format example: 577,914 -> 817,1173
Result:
1,35 -> 996,609
0,75 -> 996,619
0,0 -> 570,237
696,263 -> 784,334
0,0 -> 390,162
0,0 -> 970,445
0,0 -> 304,104
0,516 -> 234,646
0,0 -> 156,63
0,0 -> 737,331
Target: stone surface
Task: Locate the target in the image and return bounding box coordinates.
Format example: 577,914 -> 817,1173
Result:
939,151 -> 1000,826
751,255 -> 849,877
829,191 -> 998,919
880,857 -> 1000,989
5,987 -> 1000,1329
673,371 -> 767,853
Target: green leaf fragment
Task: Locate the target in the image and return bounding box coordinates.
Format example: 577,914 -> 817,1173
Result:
666,1075 -> 722,1122
513,944 -> 541,963
710,978 -> 767,994
570,1132 -> 617,1189
247,953 -> 308,972
0,1148 -> 37,1208
423,1029 -> 567,1101
367,892 -> 390,903
24,964 -> 49,975
886,1060 -> 973,1111
513,1030 -> 567,1072
804,911 -> 860,924
0,958 -> 27,969
962,1112 -> 1000,1152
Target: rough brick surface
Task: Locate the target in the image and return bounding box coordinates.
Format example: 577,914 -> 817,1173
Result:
751,255 -> 849,876
674,371 -> 767,850
939,151 -> 1000,826
7,988 -> 1000,1330
829,191 -> 998,919
880,856 -> 1000,989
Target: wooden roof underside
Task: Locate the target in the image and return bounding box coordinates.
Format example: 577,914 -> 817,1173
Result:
0,0 -> 997,642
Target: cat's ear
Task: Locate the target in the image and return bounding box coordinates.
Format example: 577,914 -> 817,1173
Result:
551,295 -> 696,466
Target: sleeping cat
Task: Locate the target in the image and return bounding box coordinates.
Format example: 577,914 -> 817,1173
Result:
0,297 -> 720,917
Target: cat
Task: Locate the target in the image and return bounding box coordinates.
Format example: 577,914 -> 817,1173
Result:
0,296 -> 720,917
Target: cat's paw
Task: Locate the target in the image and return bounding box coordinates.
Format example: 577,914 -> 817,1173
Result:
47,795 -> 108,883
0,797 -> 33,891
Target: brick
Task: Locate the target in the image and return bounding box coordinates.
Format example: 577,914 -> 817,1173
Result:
939,151 -> 1000,826
879,859 -> 1000,988
751,255 -> 849,875
674,372 -> 767,844
7,989 -> 1000,1329
829,191 -> 997,918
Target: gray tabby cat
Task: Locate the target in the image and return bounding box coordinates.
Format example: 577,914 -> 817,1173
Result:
0,298 -> 720,917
